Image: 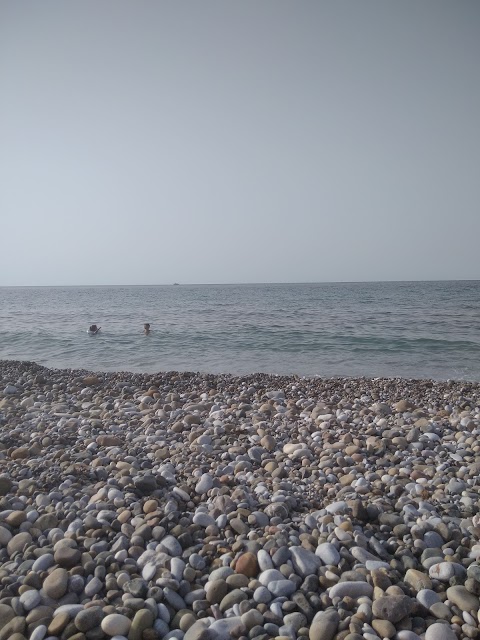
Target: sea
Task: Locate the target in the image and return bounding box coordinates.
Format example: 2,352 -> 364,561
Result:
0,281 -> 479,381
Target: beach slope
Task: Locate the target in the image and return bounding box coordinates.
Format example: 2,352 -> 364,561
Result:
0,360 -> 479,639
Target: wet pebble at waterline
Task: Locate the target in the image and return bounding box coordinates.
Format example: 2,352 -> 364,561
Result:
0,360 -> 480,640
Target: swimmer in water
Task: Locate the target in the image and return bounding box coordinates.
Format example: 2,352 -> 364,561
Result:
88,324 -> 101,334
144,323 -> 151,335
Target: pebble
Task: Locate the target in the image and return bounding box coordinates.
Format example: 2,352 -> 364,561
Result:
371,595 -> 414,623
268,579 -> 297,597
101,613 -> 131,636
19,589 -> 41,610
129,609 -> 154,640
446,586 -> 480,612
30,625 -> 47,640
315,542 -> 341,565
43,568 -> 68,599
290,546 -> 321,577
75,607 -> 104,632
417,589 -> 441,609
195,473 -> 213,494
425,622 -> 457,640
309,610 -> 340,640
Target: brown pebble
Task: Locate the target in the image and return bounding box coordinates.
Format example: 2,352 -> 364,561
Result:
234,552 -> 259,577
143,500 -> 158,514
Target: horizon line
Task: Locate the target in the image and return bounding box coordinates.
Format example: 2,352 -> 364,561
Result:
0,278 -> 479,288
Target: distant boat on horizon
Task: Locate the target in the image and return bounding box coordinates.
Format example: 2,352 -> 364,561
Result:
173,282 -> 180,286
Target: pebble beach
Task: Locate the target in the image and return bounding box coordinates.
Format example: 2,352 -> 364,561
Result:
1,359 -> 480,640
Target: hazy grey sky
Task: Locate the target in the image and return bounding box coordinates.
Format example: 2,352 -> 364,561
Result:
1,1 -> 479,285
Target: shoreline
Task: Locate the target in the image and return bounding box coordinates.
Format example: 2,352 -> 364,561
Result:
0,359 -> 479,639
2,358 -> 479,388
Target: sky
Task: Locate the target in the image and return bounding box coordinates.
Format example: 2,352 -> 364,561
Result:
0,1 -> 479,286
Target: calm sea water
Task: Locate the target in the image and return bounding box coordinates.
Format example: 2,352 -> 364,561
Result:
0,281 -> 479,380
